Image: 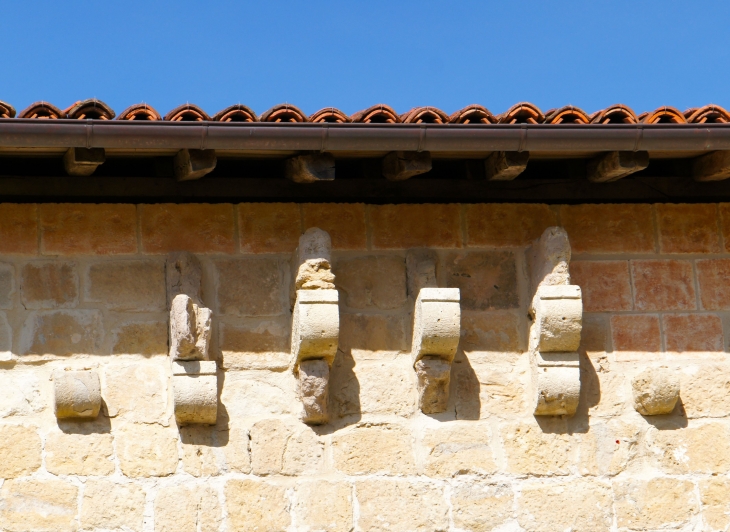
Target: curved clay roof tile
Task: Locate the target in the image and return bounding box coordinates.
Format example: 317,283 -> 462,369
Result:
213,104 -> 258,122
309,107 -> 351,123
685,104 -> 730,124
448,104 -> 496,124
0,100 -> 15,118
350,104 -> 401,124
640,106 -> 687,124
259,104 -> 308,123
543,105 -> 590,124
17,101 -> 64,119
400,106 -> 449,124
164,104 -> 211,122
589,104 -> 638,124
497,102 -> 544,124
116,103 -> 162,121
64,99 -> 115,120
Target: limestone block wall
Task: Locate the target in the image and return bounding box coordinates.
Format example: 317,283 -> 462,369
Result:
0,202 -> 729,531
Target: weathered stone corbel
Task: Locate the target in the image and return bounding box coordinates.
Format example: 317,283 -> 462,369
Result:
291,228 -> 339,424
528,227 -> 583,416
53,369 -> 101,419
411,288 -> 461,414
167,252 -> 217,425
632,367 -> 680,415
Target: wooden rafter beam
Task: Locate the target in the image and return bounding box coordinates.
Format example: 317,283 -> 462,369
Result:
587,151 -> 649,183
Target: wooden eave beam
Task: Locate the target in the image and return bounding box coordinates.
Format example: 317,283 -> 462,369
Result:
174,149 -> 217,181
693,150 -> 730,182
484,151 -> 529,181
382,151 -> 432,181
587,151 -> 649,183
285,153 -> 335,183
63,147 -> 105,177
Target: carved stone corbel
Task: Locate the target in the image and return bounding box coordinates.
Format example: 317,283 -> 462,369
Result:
528,227 -> 583,416
632,367 -> 680,415
411,288 -> 461,414
291,228 -> 339,425
167,252 -> 217,425
53,369 -> 101,419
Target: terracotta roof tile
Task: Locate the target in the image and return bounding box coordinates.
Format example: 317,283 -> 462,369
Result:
448,104 -> 496,124
309,107 -> 351,123
0,100 -> 16,118
544,105 -> 590,124
640,106 -> 687,124
497,102 -> 544,124
685,104 -> 730,124
164,104 -> 211,122
259,103 -> 308,122
64,99 -> 115,120
116,103 -> 162,121
213,104 -> 258,122
400,106 -> 449,124
589,104 -> 638,124
350,104 -> 401,123
17,101 -> 64,119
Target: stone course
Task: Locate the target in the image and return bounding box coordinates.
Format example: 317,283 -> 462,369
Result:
0,202 -> 728,531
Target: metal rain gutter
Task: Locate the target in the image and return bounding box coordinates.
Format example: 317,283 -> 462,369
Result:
0,119 -> 729,153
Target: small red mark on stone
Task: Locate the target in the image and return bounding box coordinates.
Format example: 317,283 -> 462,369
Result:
615,440 -> 620,444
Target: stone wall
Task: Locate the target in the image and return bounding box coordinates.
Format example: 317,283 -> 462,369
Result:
0,202 -> 729,531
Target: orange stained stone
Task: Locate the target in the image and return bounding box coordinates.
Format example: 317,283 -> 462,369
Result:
139,203 -> 235,254
465,203 -> 557,247
697,259 -> 730,310
656,203 -> 721,253
570,261 -> 633,312
611,314 -> 661,353
239,203 -> 300,254
631,260 -> 696,311
0,203 -> 38,255
370,204 -> 462,249
559,204 -> 655,254
41,204 -> 136,255
302,203 -> 367,250
663,314 -> 724,353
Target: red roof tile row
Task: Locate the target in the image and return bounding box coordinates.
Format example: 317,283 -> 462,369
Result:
0,99 -> 728,124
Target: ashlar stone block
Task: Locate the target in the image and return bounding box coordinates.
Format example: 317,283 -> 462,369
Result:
53,369 -> 101,419
411,287 -> 461,414
172,360 -> 218,425
632,367 -> 680,415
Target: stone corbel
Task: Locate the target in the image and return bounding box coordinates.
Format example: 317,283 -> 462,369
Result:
411,288 -> 461,414
291,228 -> 339,425
53,369 -> 101,419
167,252 -> 217,425
528,227 -> 583,416
632,367 -> 680,415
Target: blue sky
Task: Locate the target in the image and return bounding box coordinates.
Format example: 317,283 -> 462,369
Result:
1,1 -> 728,118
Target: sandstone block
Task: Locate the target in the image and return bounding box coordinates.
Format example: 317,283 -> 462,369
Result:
700,477 -> 730,531
0,424 -> 41,478
155,484 -> 222,532
533,285 -> 582,352
172,360 -> 218,425
180,425 -> 227,476
53,369 -> 101,419
219,318 -> 290,370
336,255 -> 407,310
40,203 -> 137,255
0,479 -> 78,532
20,261 -> 78,309
104,362 -> 168,423
415,357 -> 452,414
20,309 -> 103,356
221,370 -> 297,419
697,258 -> 730,310
295,481 -> 353,532
0,262 -> 13,309
250,418 -> 324,476
87,259 -> 166,311
355,479 -> 449,532
559,203 -> 655,254
570,260 -> 633,312
517,479 -> 613,532
139,203 -> 235,254
302,203 -> 367,249
0,203 -> 38,254
422,422 -> 496,477
444,251 -> 518,310
45,431 -> 114,476
332,423 -> 415,475
500,422 -> 583,475
646,422 -> 730,474
412,288 -> 461,365
465,203 -> 557,247
111,320 -> 168,355
222,426 -> 252,474
406,248 -> 438,296
613,478 -> 698,530
216,258 -> 285,316
169,294 -> 212,360
239,202 -> 301,253
291,289 -> 339,366
460,311 -> 522,358
370,203 -> 462,249
80,480 -> 146,530
681,364 -> 730,418
116,423 -> 178,477
632,367 -> 680,415
338,313 -> 408,357
657,203 -> 721,253
0,369 -> 43,417
225,479 -> 290,532
611,314 -> 662,357
663,313 -> 724,353
455,361 -> 528,419
299,358 -> 329,424
632,259 -> 696,311
720,203 -> 730,252
165,251 -> 203,306
451,482 -> 513,532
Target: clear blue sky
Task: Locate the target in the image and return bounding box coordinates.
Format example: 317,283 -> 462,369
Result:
1,1 -> 728,118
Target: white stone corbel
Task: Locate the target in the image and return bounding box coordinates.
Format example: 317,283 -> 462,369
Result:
291,228 -> 339,425
632,367 -> 680,415
411,288 -> 461,414
167,252 -> 217,425
529,227 -> 583,416
53,369 -> 101,419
